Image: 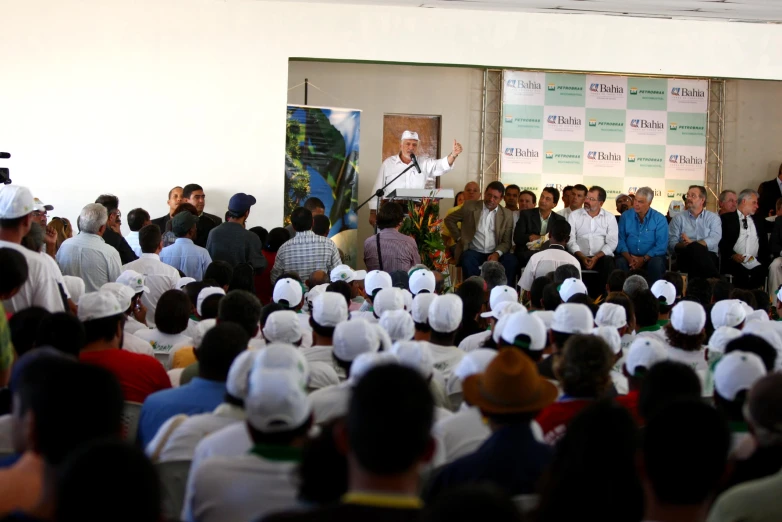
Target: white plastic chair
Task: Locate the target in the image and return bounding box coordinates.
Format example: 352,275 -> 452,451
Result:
157,460 -> 192,520
121,401 -> 143,443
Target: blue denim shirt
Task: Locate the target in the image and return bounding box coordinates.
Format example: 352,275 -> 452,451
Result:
668,209 -> 722,254
616,208 -> 668,258
160,238 -> 212,281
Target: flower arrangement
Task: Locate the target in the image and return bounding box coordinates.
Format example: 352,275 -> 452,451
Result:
399,196 -> 452,277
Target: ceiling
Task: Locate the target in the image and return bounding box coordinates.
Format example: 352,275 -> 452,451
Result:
271,0 -> 782,23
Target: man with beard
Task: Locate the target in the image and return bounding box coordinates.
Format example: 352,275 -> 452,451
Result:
668,185 -> 722,278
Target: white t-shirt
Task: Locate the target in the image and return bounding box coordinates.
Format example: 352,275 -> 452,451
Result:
124,316 -> 147,335
133,329 -> 193,368
458,330 -> 491,353
184,318 -> 200,341
0,240 -> 66,314
666,345 -> 710,396
298,313 -> 313,349
123,332 -> 155,357
309,382 -> 351,424
423,342 -> 465,384
518,246 -> 581,291
432,405 -> 491,464
122,254 -> 179,328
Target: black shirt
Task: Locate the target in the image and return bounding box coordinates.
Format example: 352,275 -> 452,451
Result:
102,228 -> 137,264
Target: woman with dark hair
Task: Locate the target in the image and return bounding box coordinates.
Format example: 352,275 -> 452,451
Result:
257,227 -> 290,304
536,400 -> 643,522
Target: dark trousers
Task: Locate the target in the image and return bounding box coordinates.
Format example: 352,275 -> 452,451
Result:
722,259 -> 767,289
461,249 -> 519,287
579,255 -> 615,298
674,242 -> 719,278
615,255 -> 667,283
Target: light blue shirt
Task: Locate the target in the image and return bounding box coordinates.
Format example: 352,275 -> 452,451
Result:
125,231 -> 142,257
160,238 -> 212,281
616,208 -> 668,258
668,209 -> 722,254
56,232 -> 122,293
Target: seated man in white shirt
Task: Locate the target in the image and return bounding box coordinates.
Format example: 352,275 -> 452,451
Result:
184,368 -> 311,522
519,220 -> 581,293
556,183 -> 586,220
567,186 -> 618,296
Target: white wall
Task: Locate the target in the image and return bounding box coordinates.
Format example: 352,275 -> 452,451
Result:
3,0 -> 782,234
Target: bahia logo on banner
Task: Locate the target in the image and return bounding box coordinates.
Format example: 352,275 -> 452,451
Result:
506,79 -> 542,91
628,186 -> 662,196
587,150 -> 622,162
669,154 -> 704,165
671,87 -> 706,98
630,119 -> 664,129
589,83 -> 624,93
504,147 -> 539,158
547,115 -> 582,126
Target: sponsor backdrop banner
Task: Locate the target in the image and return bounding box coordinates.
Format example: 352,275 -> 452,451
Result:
501,71 -> 707,215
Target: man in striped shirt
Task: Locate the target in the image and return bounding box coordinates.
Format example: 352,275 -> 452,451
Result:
270,207 -> 342,285
363,202 -> 421,274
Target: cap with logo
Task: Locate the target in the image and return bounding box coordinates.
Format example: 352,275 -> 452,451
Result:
379,309 -> 415,343
228,193 -> 257,215
197,287 -> 226,317
312,291 -> 348,327
365,270 -> 392,297
411,293 -> 437,325
373,288 -> 405,318
262,310 -> 303,345
714,350 -> 767,401
489,285 -> 518,311
559,278 -> 587,302
171,211 -> 198,237
595,303 -> 627,329
245,369 -> 311,433
116,270 -> 150,295
625,337 -> 668,377
409,269 -> 436,295
77,292 -> 125,322
500,312 -> 547,351
453,349 -> 498,383
99,283 -> 135,311
175,277 -> 196,290
0,185 -> 34,219
273,278 -> 304,309
226,350 -> 257,400
481,300 -> 525,320
670,301 -> 706,335
710,299 -> 747,329
334,319 -> 381,362
32,197 -> 53,212
401,130 -> 420,141
551,303 -> 594,334
391,341 -> 434,378
592,326 -> 622,355
428,294 -> 463,334
651,280 -> 677,307
252,343 -> 310,389
330,264 -> 367,283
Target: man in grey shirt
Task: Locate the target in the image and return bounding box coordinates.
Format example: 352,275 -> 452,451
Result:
206,193 -> 266,272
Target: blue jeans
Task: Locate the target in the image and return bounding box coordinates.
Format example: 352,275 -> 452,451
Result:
460,249 -> 519,286
615,254 -> 666,283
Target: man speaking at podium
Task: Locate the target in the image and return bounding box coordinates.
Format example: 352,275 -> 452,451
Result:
368,130 -> 463,226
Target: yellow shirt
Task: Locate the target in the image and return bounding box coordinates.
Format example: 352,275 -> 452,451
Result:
171,347 -> 197,369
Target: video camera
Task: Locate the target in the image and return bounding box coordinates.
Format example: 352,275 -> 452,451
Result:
0,152 -> 10,184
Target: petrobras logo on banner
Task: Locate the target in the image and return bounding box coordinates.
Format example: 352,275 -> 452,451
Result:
588,119 -> 597,127
630,86 -> 665,97
669,122 -> 704,133
630,87 -> 638,95
627,154 -> 636,163
547,83 -> 556,91
670,122 -> 678,130
505,115 -> 513,123
545,149 -> 581,163
545,151 -> 554,159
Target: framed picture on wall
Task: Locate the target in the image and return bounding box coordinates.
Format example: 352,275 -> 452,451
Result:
382,114 -> 442,189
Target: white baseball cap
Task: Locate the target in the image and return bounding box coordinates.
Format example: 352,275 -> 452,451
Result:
197,287 -> 226,317
32,197 -> 53,212
714,350 -> 767,401
670,301 -> 706,335
333,319 -> 381,362
365,270 -> 392,296
390,341 -> 434,378
481,300 -> 525,320
401,289 -> 413,312
409,269 -> 436,295
745,310 -> 770,324
531,310 -> 555,330
63,276 -> 86,304
401,130 -> 420,141
595,303 -> 627,328
711,299 -> 747,329
330,264 -> 367,283
246,369 -> 312,432
77,292 -> 125,322
708,326 -> 742,355
262,310 -> 303,345
625,336 -> 668,377
99,283 -> 135,312
373,288 -> 405,317
411,293 -> 437,324
349,352 -> 399,385
651,280 -> 677,307
559,278 -> 587,302
489,285 -> 518,311
252,342 -> 310,388
740,301 -> 754,316
226,350 -> 256,400
379,310 -> 415,343
175,277 -> 196,290
551,303 -> 594,334
273,278 -> 304,308
312,291 -> 348,327
116,270 -> 150,294
500,312 -> 547,351
592,326 -> 622,355
304,283 -> 328,310
428,294 -> 463,333
453,349 -> 498,383
741,323 -> 782,365
0,185 -> 34,219
374,323 -> 393,353
668,200 -> 685,218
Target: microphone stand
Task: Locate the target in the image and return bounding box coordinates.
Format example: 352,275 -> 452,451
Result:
355,161 -> 419,234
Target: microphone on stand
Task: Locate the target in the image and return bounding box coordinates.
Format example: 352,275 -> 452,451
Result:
410,153 -> 422,174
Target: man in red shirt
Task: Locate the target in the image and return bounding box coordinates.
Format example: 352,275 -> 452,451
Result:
78,291 -> 170,403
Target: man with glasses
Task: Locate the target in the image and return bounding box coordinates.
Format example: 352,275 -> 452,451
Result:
32,197 -> 58,257
181,184 -> 222,248
95,194 -> 138,264
567,186 -> 618,294
719,189 -> 768,289
668,185 -> 722,278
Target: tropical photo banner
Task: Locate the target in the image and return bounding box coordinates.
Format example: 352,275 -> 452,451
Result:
501,71 -> 708,215
285,105 -> 361,267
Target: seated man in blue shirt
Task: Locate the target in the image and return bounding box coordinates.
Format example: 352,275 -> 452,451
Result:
615,186 -> 669,283
160,211 -> 213,281
137,322 -> 248,446
668,185 -> 722,278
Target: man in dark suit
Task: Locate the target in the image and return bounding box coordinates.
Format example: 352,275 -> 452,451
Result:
182,183 -> 222,248
445,181 -> 517,285
513,187 -> 566,267
95,194 -> 138,265
151,186 -> 183,232
758,163 -> 782,229
719,189 -> 769,289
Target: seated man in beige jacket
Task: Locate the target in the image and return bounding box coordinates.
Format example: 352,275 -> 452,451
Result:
444,181 -> 517,286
